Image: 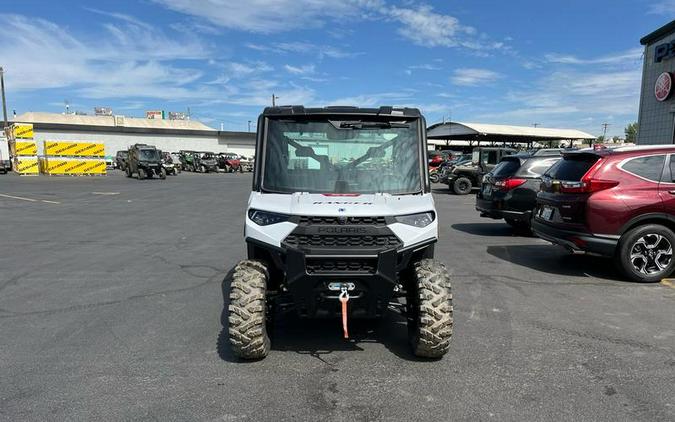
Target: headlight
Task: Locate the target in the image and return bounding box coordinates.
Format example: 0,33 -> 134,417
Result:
248,209 -> 290,226
394,212 -> 435,227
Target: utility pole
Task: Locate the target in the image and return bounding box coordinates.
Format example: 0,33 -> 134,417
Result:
247,120 -> 252,132
533,123 -> 540,128
272,94 -> 279,107
601,123 -> 610,139
0,67 -> 7,130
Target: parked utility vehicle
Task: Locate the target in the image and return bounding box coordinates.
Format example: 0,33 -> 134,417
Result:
161,151 -> 180,175
217,152 -> 242,172
446,147 -> 517,194
126,144 -> 166,180
115,150 -> 128,171
228,106 -> 453,359
196,152 -> 218,173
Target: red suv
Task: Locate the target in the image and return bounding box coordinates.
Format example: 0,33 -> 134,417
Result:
532,146 -> 675,282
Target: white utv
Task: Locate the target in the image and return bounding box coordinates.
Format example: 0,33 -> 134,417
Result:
228,106 -> 453,359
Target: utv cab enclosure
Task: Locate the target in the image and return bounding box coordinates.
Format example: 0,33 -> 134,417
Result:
446,147 -> 517,195
228,106 -> 454,359
125,144 -> 166,180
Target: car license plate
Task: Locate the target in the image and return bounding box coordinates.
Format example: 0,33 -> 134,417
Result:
482,184 -> 492,197
540,206 -> 554,221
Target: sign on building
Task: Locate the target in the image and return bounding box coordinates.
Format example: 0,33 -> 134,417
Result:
146,110 -> 164,120
168,112 -> 188,120
94,107 -> 113,116
655,72 -> 672,102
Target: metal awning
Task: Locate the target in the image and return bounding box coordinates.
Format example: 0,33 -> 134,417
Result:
427,122 -> 595,143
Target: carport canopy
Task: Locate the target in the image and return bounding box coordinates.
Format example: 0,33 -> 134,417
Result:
427,122 -> 595,145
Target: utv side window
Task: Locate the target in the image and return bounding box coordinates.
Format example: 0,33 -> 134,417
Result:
621,155 -> 665,182
481,150 -> 498,165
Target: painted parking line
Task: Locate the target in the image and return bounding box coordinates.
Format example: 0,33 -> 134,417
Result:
0,193 -> 37,202
0,193 -> 60,204
92,192 -> 120,195
660,279 -> 675,289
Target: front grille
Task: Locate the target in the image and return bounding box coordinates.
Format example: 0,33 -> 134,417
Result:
298,216 -> 386,226
283,234 -> 400,249
306,258 -> 377,274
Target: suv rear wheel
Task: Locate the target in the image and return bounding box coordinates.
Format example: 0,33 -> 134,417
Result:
407,259 -> 453,358
228,260 -> 271,359
452,177 -> 472,195
616,224 -> 675,282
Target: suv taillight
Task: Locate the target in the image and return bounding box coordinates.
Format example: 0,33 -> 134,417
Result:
495,178 -> 526,191
559,158 -> 618,193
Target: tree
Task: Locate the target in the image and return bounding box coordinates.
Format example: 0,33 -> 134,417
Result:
625,122 -> 638,143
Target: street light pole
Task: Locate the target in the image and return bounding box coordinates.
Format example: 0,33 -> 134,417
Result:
0,67 -> 8,130
248,120 -> 252,132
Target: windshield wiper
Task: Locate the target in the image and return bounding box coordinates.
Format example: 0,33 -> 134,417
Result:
338,121 -> 410,129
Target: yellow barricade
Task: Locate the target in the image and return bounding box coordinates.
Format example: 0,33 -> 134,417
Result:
14,156 -> 39,175
41,157 -> 106,175
12,123 -> 34,139
43,141 -> 105,157
14,141 -> 38,156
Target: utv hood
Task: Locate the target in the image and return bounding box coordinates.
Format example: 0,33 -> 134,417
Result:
248,192 -> 435,217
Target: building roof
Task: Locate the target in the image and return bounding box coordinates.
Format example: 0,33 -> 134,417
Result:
426,122 -> 595,142
13,112 -> 217,131
640,19 -> 675,45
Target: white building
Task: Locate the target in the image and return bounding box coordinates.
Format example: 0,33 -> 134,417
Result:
12,112 -> 256,157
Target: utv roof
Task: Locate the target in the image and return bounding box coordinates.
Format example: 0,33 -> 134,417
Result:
262,105 -> 422,117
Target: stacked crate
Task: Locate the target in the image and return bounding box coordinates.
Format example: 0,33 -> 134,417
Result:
41,141 -> 106,176
10,124 -> 39,175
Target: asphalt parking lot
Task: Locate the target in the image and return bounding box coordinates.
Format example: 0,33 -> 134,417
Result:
0,172 -> 674,421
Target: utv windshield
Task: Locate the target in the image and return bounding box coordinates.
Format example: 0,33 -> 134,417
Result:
262,118 -> 423,194
140,149 -> 159,161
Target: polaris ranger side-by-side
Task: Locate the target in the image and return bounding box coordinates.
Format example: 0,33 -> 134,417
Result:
228,106 -> 454,359
126,144 -> 166,180
446,147 -> 517,195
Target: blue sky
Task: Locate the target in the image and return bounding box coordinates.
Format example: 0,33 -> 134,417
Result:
2,0 -> 675,137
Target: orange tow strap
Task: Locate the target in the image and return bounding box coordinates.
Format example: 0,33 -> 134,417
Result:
339,291 -> 349,339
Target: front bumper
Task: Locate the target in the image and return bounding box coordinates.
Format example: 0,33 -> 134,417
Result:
476,197 -> 531,222
246,236 -> 436,318
531,219 -> 617,256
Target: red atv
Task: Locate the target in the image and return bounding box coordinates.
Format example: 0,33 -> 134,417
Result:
217,153 -> 242,173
